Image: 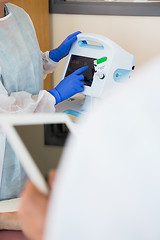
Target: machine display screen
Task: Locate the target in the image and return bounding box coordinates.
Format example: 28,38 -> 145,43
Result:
65,55 -> 96,87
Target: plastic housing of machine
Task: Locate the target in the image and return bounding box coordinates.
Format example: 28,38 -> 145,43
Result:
61,33 -> 136,99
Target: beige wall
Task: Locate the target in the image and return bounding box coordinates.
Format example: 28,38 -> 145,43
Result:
50,14 -> 160,86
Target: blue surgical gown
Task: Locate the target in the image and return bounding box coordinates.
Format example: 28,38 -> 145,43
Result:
0,3 -> 56,200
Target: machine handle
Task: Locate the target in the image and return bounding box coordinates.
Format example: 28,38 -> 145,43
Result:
77,33 -> 117,52
78,40 -> 104,50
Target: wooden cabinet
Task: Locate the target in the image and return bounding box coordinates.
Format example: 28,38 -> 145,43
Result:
10,0 -> 51,90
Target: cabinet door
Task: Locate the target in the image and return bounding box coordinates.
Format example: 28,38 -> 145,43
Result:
10,0 -> 51,90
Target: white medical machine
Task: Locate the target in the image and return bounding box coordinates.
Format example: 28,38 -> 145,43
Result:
58,33 -> 136,117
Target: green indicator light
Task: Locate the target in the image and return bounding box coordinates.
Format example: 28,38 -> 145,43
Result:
97,57 -> 107,65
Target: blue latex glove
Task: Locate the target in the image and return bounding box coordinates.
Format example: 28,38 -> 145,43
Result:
48,66 -> 88,104
49,31 -> 81,62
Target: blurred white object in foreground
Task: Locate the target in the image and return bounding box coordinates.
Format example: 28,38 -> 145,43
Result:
46,56 -> 160,240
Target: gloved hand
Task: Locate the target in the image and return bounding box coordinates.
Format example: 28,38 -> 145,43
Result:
49,31 -> 81,62
48,66 -> 88,104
